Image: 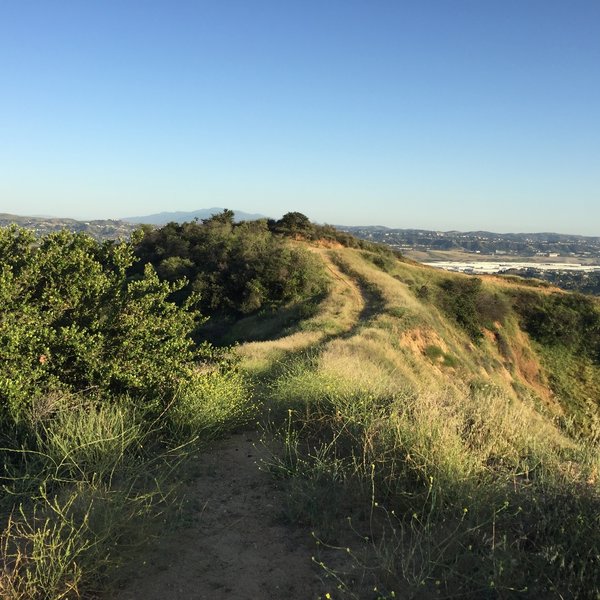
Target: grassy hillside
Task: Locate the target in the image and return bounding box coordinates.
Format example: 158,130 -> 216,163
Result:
2,223 -> 598,599
238,244 -> 599,599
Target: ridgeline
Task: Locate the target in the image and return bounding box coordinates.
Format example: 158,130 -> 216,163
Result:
1,214 -> 598,599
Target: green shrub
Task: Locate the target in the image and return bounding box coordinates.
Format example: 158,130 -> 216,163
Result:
361,250 -> 397,274
423,345 -> 444,360
437,277 -> 484,341
475,290 -> 510,327
132,214 -> 329,318
514,291 -> 600,359
0,226 -> 207,430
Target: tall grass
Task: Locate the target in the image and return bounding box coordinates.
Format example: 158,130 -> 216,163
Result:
259,250 -> 600,599
0,367 -> 254,599
265,350 -> 599,597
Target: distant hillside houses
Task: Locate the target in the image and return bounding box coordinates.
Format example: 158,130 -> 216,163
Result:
0,214 -> 137,240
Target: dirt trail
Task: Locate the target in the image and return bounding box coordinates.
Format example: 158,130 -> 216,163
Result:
112,431 -> 331,600
111,252 -> 373,600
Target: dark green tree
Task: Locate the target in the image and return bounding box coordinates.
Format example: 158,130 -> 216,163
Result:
273,212 -> 313,236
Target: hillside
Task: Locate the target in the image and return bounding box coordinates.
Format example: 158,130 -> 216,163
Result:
1,223 -> 598,599
0,213 -> 136,240
339,225 -> 600,258
117,239 -> 599,599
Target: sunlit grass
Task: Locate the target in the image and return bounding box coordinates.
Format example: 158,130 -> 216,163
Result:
256,248 -> 600,598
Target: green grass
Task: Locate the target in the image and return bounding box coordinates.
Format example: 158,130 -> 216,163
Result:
256,249 -> 600,599
0,366 -> 255,599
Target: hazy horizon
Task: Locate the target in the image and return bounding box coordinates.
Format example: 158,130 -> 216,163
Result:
1,2 -> 598,235
5,206 -> 598,238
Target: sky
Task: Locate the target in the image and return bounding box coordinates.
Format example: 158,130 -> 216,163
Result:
1,1 -> 599,234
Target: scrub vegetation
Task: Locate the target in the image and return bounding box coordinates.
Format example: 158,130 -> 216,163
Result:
1,215 -> 598,599
0,226 -> 253,598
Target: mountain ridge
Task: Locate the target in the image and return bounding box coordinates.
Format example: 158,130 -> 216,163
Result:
122,207 -> 268,225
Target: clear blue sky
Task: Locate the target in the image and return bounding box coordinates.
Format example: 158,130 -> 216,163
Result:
1,1 -> 599,234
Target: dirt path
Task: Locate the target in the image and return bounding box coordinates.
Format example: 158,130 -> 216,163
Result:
111,253 -> 373,600
112,431 -> 332,600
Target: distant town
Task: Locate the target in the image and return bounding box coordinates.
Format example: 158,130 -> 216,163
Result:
0,213 -> 137,240
338,226 -> 600,295
337,226 -> 600,261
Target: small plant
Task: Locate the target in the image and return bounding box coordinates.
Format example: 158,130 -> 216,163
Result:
423,345 -> 444,360
436,277 -> 484,341
170,368 -> 253,439
416,284 -> 430,300
0,501 -> 88,600
37,401 -> 143,484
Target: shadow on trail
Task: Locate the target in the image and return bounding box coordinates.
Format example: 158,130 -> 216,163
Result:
250,253 -> 388,417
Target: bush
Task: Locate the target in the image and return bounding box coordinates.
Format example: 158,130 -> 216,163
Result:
423,345 -> 444,360
437,277 -> 484,341
0,226 -> 207,431
514,291 -> 600,359
132,214 -> 329,317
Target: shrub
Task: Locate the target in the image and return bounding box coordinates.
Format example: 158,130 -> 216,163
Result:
423,345 -> 444,360
437,277 -> 484,341
475,290 -> 510,327
132,215 -> 329,317
0,226 -> 207,432
514,291 -> 600,359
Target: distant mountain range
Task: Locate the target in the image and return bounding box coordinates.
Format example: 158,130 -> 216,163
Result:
122,208 -> 268,225
2,211 -> 599,260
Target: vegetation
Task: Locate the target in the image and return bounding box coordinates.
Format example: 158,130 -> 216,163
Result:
2,219 -> 599,599
251,248 -> 599,599
512,290 -> 600,436
513,291 -> 600,358
0,226 -> 252,598
132,211 -> 329,324
503,268 -> 600,296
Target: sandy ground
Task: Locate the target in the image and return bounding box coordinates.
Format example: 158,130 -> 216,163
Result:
110,431 -> 333,600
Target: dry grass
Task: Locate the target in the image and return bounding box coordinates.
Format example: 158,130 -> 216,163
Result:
254,247 -> 599,598
236,248 -> 366,374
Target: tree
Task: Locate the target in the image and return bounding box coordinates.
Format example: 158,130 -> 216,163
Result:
202,208 -> 235,226
274,212 -> 313,236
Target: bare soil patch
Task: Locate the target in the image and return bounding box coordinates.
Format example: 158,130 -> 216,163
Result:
110,431 -> 331,600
